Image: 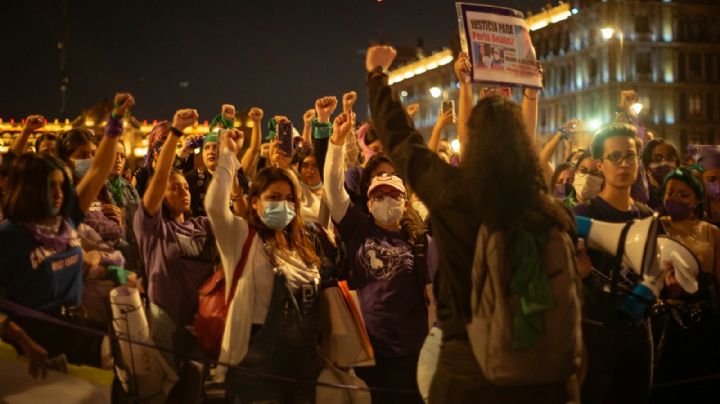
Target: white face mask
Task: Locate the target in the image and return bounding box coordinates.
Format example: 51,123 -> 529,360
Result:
369,196 -> 406,226
574,172 -> 603,201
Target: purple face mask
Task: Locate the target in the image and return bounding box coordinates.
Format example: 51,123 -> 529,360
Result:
650,164 -> 674,185
664,199 -> 694,222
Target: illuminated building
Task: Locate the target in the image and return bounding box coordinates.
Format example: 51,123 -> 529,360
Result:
531,0 -> 720,153
388,0 -> 720,155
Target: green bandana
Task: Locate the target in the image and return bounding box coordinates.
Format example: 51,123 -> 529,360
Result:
108,176 -> 125,207
210,114 -> 234,130
509,228 -> 553,350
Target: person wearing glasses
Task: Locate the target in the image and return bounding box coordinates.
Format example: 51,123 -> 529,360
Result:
572,123 -> 655,404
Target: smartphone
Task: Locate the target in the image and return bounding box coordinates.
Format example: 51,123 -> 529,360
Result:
442,100 -> 455,114
277,121 -> 294,157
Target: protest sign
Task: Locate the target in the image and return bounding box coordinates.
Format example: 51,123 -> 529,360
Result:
456,3 -> 542,88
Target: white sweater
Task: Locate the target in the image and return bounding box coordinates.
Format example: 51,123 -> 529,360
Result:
205,150 -> 320,377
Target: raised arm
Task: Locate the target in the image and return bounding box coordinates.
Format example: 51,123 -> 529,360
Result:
365,45 -> 456,210
521,87 -> 539,143
241,107 -> 263,174
455,52 -> 472,160
302,109 -> 315,146
428,108 -> 455,153
10,115 -> 44,155
142,109 -> 197,216
539,119 -> 578,185
206,129 -> 250,270
76,93 -> 134,213
323,113 -> 354,223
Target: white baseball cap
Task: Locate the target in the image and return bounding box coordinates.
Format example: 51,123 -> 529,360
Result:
367,174 -> 406,196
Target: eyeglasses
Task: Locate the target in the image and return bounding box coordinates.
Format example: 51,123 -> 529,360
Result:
369,190 -> 405,202
603,152 -> 638,166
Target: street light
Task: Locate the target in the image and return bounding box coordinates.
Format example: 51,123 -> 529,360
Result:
429,87 -> 442,98
600,27 -> 615,40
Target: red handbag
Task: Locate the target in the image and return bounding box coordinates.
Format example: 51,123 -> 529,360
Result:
195,227 -> 255,358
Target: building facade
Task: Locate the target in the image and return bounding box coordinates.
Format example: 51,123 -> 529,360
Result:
532,0 -> 720,153
387,0 -> 720,156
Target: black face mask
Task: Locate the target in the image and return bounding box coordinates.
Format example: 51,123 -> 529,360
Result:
553,182 -> 573,198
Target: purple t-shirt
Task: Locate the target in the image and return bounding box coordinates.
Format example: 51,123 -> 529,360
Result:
133,206 -> 214,326
337,203 -> 428,358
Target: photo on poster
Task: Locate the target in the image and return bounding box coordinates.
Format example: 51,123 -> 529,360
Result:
456,3 -> 542,88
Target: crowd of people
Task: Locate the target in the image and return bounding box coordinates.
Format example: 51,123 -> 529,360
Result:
0,44 -> 719,404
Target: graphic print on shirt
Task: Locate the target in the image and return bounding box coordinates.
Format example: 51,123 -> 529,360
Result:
358,237 -> 413,280
176,233 -> 214,262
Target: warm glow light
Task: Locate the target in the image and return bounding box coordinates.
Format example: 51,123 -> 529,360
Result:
550,10 -> 571,23
601,27 -> 615,40
438,56 -> 454,66
84,119 -> 95,127
451,139 -> 460,154
630,103 -> 643,114
587,118 -> 603,132
429,87 -> 442,98
387,49 -> 452,84
133,147 -> 148,157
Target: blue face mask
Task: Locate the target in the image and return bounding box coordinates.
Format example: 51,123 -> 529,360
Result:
73,158 -> 93,179
261,200 -> 296,230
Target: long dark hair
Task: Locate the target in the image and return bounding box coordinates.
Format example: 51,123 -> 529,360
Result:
2,153 -> 75,223
462,96 -> 573,235
247,167 -> 320,267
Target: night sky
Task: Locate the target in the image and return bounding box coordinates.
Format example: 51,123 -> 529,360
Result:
1,0 -> 546,123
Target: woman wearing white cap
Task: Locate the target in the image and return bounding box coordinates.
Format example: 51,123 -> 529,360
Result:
324,112 -> 431,404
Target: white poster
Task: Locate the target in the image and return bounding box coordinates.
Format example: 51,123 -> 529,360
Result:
456,3 -> 543,88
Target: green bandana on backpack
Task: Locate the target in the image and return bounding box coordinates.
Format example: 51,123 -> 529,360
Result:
509,228 -> 554,350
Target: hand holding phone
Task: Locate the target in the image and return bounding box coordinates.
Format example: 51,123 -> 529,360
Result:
277,121 -> 294,157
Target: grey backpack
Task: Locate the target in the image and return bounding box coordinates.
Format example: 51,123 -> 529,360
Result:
467,225 -> 583,386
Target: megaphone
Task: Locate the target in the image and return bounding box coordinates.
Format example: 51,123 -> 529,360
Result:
575,215 -> 700,324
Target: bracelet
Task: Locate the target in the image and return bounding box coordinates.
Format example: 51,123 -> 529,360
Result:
105,116 -> 124,138
169,126 -> 184,137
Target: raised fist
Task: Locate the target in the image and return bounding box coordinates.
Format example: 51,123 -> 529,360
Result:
248,107 -> 264,122
303,109 -> 316,125
333,112 -> 354,141
406,103 -> 420,118
454,52 -> 471,84
222,104 -> 236,121
366,45 -> 397,72
172,109 -> 199,131
222,128 -> 245,154
342,91 -> 357,110
113,93 -> 135,116
23,115 -> 45,132
315,96 -> 338,123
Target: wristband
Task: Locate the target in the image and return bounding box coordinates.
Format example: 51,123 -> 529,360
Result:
105,116 -> 124,138
312,118 -> 333,139
169,126 -> 184,137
